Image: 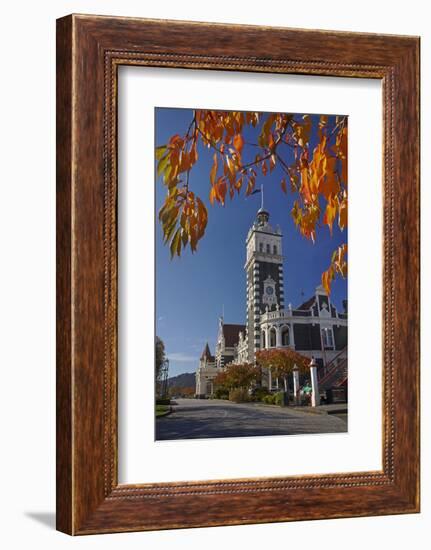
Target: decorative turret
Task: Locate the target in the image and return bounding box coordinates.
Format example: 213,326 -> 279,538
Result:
201,342 -> 212,360
256,184 -> 270,226
256,206 -> 270,226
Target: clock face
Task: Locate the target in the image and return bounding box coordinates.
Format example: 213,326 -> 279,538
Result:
266,286 -> 274,295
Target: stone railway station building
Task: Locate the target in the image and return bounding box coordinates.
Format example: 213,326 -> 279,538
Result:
195,203 -> 347,398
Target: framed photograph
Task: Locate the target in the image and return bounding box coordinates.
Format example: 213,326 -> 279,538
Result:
56,14 -> 420,535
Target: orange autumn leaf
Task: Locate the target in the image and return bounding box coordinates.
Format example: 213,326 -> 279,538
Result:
322,244 -> 348,294
210,153 -> 218,186
233,134 -> 244,153
300,167 -> 312,203
323,198 -> 337,234
246,174 -> 256,196
209,185 -> 217,205
269,154 -> 276,173
338,196 -> 348,230
156,108 -> 348,299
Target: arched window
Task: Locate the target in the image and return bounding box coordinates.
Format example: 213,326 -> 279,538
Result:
269,328 -> 277,347
273,245 -> 277,255
266,244 -> 271,254
281,326 -> 290,346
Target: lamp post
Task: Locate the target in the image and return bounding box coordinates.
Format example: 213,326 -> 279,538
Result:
309,356 -> 320,407
293,364 -> 300,405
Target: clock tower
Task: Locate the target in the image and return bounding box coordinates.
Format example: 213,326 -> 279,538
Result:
244,192 -> 284,362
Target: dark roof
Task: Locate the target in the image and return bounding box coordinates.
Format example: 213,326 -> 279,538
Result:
201,342 -> 213,360
222,324 -> 246,347
296,296 -> 316,310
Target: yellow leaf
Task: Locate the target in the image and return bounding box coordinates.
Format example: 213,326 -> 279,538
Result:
155,145 -> 167,160
157,154 -> 170,178
169,229 -> 182,258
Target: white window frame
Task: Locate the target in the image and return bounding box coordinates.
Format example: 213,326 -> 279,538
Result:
321,326 -> 334,349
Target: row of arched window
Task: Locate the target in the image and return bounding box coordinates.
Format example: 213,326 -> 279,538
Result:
261,326 -> 290,348
259,242 -> 278,255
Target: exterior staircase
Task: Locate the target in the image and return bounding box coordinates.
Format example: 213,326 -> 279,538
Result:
318,347 -> 348,391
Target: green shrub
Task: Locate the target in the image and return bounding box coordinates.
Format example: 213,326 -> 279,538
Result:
214,387 -> 229,400
274,391 -> 287,406
229,388 -> 251,403
262,393 -> 277,405
252,387 -> 270,402
156,398 -> 171,406
155,404 -> 170,417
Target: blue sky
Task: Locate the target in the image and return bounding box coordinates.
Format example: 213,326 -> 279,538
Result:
155,108 -> 347,376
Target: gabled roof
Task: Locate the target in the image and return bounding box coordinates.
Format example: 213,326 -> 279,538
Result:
222,324 -> 246,347
296,296 -> 316,310
201,342 -> 213,360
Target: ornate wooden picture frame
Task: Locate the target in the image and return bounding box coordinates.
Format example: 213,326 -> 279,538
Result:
56,14 -> 420,535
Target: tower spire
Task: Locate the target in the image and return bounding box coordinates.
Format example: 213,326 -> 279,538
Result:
256,184 -> 269,226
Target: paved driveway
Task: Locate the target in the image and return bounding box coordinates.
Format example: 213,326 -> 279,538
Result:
156,398 -> 347,440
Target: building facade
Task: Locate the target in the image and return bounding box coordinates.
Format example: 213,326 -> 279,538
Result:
195,204 -> 347,398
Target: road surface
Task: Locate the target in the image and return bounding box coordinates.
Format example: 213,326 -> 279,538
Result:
156,398 -> 347,440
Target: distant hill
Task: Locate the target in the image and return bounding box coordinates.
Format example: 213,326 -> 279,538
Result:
167,372 -> 195,389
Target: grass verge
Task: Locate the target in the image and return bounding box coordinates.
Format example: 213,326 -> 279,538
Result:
156,404 -> 171,417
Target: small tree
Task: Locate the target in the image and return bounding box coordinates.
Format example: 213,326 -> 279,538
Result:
155,336 -> 166,396
256,348 -> 309,393
168,385 -> 181,397
214,362 -> 261,391
181,386 -> 196,398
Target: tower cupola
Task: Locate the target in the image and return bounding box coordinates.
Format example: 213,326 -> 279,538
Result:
256,207 -> 270,226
